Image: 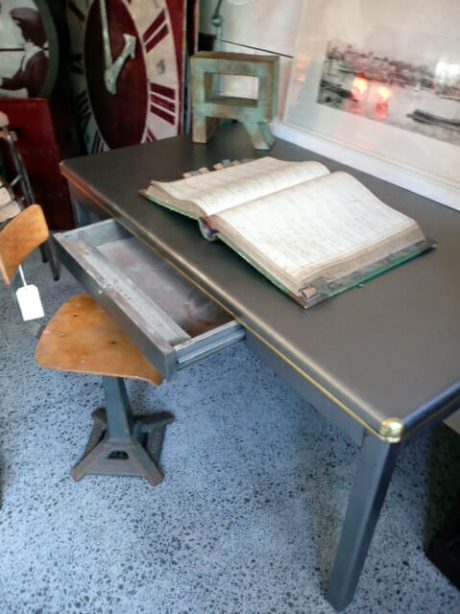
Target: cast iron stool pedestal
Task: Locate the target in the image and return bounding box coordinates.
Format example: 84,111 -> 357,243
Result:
71,377 -> 174,486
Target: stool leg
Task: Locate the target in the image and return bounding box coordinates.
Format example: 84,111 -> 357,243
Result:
243,120 -> 274,150
41,238 -> 60,281
103,376 -> 134,439
81,408 -> 107,456
71,377 -> 174,486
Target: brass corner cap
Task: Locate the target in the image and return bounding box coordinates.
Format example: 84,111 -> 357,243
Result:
380,418 -> 405,443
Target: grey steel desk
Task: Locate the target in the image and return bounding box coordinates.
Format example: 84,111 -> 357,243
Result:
60,124 -> 460,610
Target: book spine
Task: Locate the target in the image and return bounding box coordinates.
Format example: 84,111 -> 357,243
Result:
198,217 -> 219,241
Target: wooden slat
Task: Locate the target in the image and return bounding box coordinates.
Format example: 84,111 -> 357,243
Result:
35,294 -> 163,386
0,204 -> 48,284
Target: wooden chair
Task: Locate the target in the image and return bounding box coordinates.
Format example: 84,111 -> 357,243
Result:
0,205 -> 174,486
0,110 -> 60,280
0,203 -> 48,283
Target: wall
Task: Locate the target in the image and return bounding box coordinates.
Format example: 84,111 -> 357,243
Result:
199,0 -> 304,113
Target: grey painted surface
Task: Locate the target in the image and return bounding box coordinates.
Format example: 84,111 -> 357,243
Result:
60,125 -> 460,437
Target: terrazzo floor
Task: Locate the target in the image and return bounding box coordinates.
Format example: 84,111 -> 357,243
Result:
0,252 -> 459,614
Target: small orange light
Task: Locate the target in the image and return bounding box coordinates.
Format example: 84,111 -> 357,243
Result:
376,85 -> 392,101
352,76 -> 368,95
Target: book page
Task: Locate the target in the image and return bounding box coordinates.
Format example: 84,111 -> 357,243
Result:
148,157 -> 329,217
213,172 -> 424,293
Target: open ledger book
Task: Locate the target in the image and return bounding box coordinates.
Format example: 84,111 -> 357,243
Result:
141,157 -> 434,308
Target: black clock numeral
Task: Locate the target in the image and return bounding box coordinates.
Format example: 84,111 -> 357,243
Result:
90,132 -> 104,154
142,10 -> 168,53
70,53 -> 84,75
75,90 -> 91,131
149,83 -> 176,125
68,1 -> 86,23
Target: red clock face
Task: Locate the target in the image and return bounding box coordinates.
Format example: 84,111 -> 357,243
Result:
67,0 -> 185,153
85,0 -> 147,148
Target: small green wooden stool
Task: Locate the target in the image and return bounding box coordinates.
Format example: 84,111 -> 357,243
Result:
191,51 -> 279,150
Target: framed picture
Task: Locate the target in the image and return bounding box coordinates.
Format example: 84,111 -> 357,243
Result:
0,0 -> 59,98
282,0 -> 460,210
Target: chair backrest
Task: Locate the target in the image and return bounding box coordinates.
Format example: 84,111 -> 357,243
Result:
0,204 -> 49,284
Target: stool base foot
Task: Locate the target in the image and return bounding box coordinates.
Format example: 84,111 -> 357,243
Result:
71,408 -> 175,486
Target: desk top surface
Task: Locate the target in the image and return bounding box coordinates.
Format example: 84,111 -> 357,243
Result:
61,124 -> 460,440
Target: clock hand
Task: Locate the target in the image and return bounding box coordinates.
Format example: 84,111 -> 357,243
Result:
99,0 -> 113,72
104,34 -> 136,94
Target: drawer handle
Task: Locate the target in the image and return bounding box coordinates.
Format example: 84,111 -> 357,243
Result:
176,323 -> 246,369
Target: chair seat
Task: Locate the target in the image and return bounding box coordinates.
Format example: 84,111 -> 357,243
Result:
35,294 -> 162,386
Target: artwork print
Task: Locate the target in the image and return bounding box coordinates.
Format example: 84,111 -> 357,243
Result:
318,34 -> 460,147
283,0 -> 460,208
0,0 -> 50,97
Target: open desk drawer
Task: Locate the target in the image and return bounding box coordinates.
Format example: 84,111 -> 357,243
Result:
54,219 -> 245,379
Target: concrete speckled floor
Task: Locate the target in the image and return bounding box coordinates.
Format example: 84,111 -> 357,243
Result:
0,252 -> 459,614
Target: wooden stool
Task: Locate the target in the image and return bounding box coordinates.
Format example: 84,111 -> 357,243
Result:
191,52 -> 280,150
35,295 -> 174,486
1,205 -> 173,486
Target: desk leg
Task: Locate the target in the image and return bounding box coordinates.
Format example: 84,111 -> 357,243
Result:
326,431 -> 401,610
71,199 -> 93,227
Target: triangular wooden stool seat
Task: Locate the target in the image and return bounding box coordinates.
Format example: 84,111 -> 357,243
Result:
36,294 -> 174,486
36,294 -> 162,383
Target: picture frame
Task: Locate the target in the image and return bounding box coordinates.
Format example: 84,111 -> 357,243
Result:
0,0 -> 59,98
281,0 -> 460,210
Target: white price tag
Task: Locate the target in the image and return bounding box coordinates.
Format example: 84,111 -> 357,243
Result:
16,284 -> 45,321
